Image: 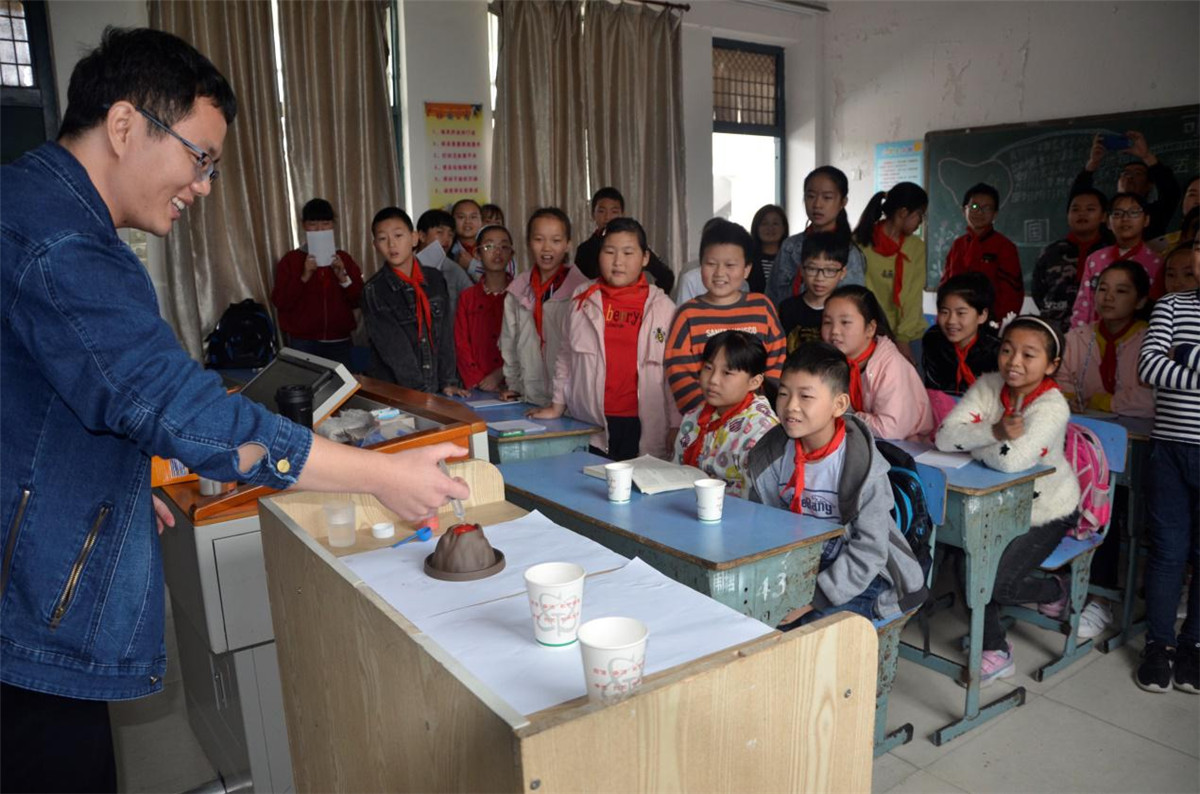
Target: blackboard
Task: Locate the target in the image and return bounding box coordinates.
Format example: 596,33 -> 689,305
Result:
923,105 -> 1200,289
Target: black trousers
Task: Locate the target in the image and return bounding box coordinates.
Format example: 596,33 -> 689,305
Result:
981,511 -> 1079,651
590,415 -> 642,462
1,682 -> 117,793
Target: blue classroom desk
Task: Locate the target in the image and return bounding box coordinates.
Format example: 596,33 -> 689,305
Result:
891,440 -> 1053,746
451,391 -> 601,464
500,451 -> 843,625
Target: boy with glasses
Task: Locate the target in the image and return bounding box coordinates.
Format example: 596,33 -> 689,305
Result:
778,231 -> 849,351
1070,192 -> 1165,329
454,225 -> 513,392
941,182 -> 1025,324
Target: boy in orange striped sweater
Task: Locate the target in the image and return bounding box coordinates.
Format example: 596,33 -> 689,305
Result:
665,219 -> 786,416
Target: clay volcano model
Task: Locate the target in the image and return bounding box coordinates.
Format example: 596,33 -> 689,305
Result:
423,522 -> 506,582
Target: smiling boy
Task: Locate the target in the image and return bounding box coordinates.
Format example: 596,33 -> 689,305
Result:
664,218 -> 786,415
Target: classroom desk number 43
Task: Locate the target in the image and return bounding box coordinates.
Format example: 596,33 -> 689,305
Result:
760,573 -> 787,602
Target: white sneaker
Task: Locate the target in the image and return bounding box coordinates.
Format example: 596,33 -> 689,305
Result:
1077,600 -> 1113,640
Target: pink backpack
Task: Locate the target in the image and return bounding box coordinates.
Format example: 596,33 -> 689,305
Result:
1063,423 -> 1112,540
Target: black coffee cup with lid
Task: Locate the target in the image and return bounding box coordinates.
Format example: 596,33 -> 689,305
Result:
275,384 -> 314,429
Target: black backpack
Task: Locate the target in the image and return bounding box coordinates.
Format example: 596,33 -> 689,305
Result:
875,439 -> 934,580
204,299 -> 277,369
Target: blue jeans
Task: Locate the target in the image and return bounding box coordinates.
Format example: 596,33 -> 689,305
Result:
1144,439 -> 1200,647
796,575 -> 889,626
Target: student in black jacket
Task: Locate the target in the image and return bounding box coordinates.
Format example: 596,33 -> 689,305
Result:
574,186 -> 675,295
922,272 -> 1001,396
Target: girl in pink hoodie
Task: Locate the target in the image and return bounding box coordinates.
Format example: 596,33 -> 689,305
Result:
531,218 -> 677,459
821,284 -> 934,441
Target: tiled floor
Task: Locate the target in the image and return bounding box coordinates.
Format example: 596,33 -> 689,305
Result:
111,588 -> 1199,793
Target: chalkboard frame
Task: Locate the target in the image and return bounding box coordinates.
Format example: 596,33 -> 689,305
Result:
922,104 -> 1199,290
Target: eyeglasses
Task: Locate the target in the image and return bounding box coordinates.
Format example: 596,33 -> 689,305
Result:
478,243 -> 513,255
135,106 -> 219,183
967,203 -> 996,213
801,264 -> 846,279
1110,209 -> 1145,220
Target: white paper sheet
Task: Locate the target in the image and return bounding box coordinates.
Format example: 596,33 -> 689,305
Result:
417,558 -> 774,716
305,229 -> 337,267
415,240 -> 448,270
915,449 -> 974,469
340,511 -> 629,621
582,454 -> 707,494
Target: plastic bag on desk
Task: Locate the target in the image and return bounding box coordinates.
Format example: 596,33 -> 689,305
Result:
315,408 -> 376,444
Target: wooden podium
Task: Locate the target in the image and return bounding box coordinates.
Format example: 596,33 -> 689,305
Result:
259,461 -> 877,794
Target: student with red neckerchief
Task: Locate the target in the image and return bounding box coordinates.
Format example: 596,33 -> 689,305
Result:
530,218 -> 677,460
672,331 -> 778,497
941,183 -> 1025,325
363,207 -> 468,397
936,316 -> 1081,686
852,181 -> 929,360
1071,192 -> 1165,328
745,343 -> 929,629
454,225 -> 513,392
1031,188 -> 1113,336
922,273 -> 1001,397
499,207 -> 590,407
820,284 -> 934,441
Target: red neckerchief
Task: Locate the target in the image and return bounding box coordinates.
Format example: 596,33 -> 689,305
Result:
1066,233 -> 1097,286
1096,319 -> 1137,394
682,392 -> 756,467
530,264 -> 569,343
1116,242 -> 1145,262
390,263 -> 431,340
573,273 -> 648,311
846,338 -> 877,412
1000,377 -> 1059,415
872,223 -> 908,307
954,335 -> 978,392
787,417 -> 846,514
459,239 -> 476,258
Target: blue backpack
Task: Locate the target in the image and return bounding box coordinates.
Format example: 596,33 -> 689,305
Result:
876,440 -> 934,579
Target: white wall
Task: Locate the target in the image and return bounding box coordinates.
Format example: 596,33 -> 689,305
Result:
397,0 -> 492,213
820,0 -> 1200,222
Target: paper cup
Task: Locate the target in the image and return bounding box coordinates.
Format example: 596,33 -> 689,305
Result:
605,462 -> 634,503
694,478 -> 726,522
578,617 -> 649,703
323,501 -> 357,548
524,562 -> 586,646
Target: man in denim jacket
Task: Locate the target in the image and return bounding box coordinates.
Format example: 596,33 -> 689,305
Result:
0,28 -> 468,791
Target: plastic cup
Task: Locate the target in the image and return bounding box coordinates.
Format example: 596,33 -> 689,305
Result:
523,562 -> 586,646
323,501 -> 357,548
578,617 -> 649,703
605,462 -> 634,503
694,478 -> 726,522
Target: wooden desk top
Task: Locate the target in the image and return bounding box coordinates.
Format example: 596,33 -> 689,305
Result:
500,451 -> 842,571
890,440 -> 1053,497
450,390 -> 601,442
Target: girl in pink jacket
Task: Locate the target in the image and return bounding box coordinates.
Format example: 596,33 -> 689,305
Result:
821,284 -> 934,441
531,218 -> 678,459
1058,261 -> 1155,418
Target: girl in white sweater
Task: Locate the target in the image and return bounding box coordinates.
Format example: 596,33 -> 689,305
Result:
936,316 -> 1081,686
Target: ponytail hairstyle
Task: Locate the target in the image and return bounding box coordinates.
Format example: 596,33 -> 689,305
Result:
852,181 -> 929,248
826,284 -> 896,341
804,166 -> 853,248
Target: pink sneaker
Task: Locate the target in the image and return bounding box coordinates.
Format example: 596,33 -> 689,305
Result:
979,642 -> 1016,687
1038,573 -> 1070,619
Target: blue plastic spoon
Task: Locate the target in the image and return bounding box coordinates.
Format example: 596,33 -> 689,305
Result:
391,526 -> 433,548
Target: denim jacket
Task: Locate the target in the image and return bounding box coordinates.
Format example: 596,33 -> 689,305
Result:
363,264 -> 458,393
1,143 -> 312,700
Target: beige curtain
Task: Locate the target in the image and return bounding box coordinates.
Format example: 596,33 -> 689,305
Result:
582,1 -> 687,271
150,1 -> 293,359
277,0 -> 400,280
491,0 -> 588,268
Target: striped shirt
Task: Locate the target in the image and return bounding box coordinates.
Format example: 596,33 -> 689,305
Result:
664,293 -> 786,414
1137,289 -> 1200,444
